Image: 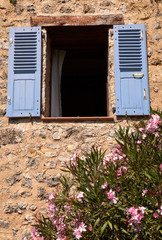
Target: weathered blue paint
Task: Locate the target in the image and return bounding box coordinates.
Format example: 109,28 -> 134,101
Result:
114,24 -> 150,116
6,27 -> 42,117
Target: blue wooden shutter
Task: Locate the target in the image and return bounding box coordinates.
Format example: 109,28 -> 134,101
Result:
6,27 -> 41,117
114,24 -> 150,116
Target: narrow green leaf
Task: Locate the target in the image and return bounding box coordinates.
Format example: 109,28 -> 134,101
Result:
121,228 -> 129,235
114,224 -> 118,230
94,218 -> 100,229
101,221 -> 108,235
107,220 -> 113,230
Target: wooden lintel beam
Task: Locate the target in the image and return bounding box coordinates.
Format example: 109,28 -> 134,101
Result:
30,15 -> 124,27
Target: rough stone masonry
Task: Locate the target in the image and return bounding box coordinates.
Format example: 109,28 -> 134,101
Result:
0,0 -> 162,239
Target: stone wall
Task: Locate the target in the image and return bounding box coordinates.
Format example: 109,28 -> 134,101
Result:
0,0 -> 161,239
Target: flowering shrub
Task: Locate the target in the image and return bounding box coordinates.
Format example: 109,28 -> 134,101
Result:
32,112 -> 162,240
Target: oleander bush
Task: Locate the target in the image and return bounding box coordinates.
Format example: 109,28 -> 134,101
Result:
31,111 -> 162,240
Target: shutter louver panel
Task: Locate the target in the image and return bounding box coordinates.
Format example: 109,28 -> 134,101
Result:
6,27 -> 41,117
14,32 -> 37,73
114,24 -> 150,116
118,29 -> 142,72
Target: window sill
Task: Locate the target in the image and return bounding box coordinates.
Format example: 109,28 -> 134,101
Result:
42,116 -> 114,122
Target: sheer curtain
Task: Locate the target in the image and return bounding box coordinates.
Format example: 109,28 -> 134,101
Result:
51,49 -> 66,117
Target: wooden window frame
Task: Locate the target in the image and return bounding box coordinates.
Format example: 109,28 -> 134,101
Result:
30,15 -> 124,121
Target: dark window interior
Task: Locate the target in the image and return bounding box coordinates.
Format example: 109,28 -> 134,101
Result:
48,26 -> 108,117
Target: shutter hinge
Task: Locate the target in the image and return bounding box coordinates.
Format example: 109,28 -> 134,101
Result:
141,30 -> 143,40
9,38 -> 13,46
144,88 -> 146,99
7,96 -> 11,104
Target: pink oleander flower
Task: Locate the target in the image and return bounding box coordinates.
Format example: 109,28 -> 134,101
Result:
101,182 -> 108,189
48,192 -> 57,201
117,169 -> 122,177
73,229 -> 82,240
154,132 -> 159,137
116,144 -> 122,149
127,206 -> 145,229
142,133 -> 147,139
142,189 -> 148,196
139,128 -> 144,132
145,114 -> 161,133
153,212 -> 159,218
103,148 -> 124,166
89,181 -> 94,187
79,222 -> 86,232
70,153 -> 78,167
64,204 -> 71,214
137,140 -> 142,144
157,205 -> 162,215
48,202 -> 58,216
88,226 -> 93,231
31,227 -> 44,240
105,189 -> 118,204
76,191 -> 84,202
117,166 -> 127,178
47,193 -> 67,239
73,222 -> 86,240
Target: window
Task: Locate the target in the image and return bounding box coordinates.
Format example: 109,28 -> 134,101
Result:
6,16 -> 150,118
47,26 -> 108,117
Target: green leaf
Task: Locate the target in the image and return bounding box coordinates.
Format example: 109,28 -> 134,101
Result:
121,228 -> 129,235
94,218 -> 100,229
132,234 -> 139,240
107,220 -> 113,230
144,171 -> 152,180
101,221 -> 108,235
114,224 -> 118,230
118,207 -> 127,212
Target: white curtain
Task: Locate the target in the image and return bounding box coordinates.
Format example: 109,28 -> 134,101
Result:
51,49 -> 66,117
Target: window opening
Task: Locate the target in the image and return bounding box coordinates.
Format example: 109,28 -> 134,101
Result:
49,26 -> 108,117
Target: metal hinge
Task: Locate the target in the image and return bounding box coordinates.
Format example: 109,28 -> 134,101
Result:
7,96 -> 11,104
141,30 -> 143,40
144,88 -> 146,99
9,38 -> 13,46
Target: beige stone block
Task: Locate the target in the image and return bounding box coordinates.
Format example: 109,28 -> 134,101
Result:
67,144 -> 77,151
